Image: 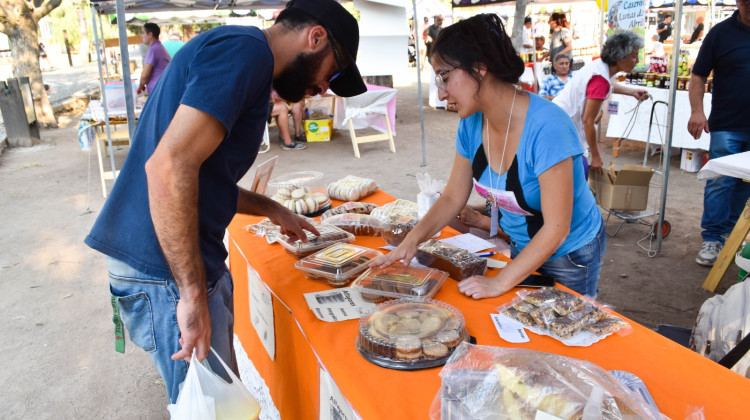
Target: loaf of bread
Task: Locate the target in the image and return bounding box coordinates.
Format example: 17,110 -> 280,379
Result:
322,213 -> 383,236
416,239 -> 487,280
381,215 -> 418,246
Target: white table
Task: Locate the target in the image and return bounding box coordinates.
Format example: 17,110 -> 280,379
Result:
606,86 -> 712,150
697,151 -> 750,291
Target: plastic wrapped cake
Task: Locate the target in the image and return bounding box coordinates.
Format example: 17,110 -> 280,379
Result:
416,239 -> 487,280
356,299 -> 468,370
274,224 -> 354,258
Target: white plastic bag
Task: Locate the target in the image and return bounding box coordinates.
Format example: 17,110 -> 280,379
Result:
168,348 -> 261,420
416,172 -> 446,220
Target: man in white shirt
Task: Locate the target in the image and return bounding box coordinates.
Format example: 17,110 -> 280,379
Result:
521,16 -> 534,54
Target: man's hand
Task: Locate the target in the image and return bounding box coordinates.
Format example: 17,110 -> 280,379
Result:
268,208 -> 320,242
171,295 -> 212,362
137,84 -> 146,95
688,112 -> 710,139
589,154 -> 604,175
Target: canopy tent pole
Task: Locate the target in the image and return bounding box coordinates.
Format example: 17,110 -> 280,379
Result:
96,8 -> 110,82
91,4 -> 118,182
655,0 -> 684,252
115,0 -> 137,141
413,0 -> 427,167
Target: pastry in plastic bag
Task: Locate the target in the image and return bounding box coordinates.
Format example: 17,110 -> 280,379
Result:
327,175 -> 378,201
381,215 -> 418,246
321,202 -> 378,219
430,343 -> 663,420
322,213 -> 383,236
416,239 -> 487,280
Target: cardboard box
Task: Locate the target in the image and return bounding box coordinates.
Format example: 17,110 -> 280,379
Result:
680,148 -> 704,173
590,164 -> 654,211
304,117 -> 333,142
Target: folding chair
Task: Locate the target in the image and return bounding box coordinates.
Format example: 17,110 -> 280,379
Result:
342,88 -> 397,158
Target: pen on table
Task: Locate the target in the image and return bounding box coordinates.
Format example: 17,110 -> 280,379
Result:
476,251 -> 495,258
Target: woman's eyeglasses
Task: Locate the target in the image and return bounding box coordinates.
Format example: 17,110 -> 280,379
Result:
435,68 -> 456,90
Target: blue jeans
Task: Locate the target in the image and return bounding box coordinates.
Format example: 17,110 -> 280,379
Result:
107,257 -> 237,404
702,131 -> 750,243
511,220 -> 606,297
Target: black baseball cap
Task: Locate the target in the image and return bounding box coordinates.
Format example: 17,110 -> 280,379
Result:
282,0 -> 367,97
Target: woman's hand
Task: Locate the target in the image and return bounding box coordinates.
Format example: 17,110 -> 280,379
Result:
369,237 -> 420,269
458,273 -> 515,299
631,89 -> 649,101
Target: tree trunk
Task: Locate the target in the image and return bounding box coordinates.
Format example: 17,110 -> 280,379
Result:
182,24 -> 195,42
511,0 -> 529,52
8,20 -> 57,128
76,4 -> 90,62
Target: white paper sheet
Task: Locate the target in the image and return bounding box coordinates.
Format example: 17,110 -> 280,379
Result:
440,233 -> 496,253
248,264 -> 275,360
491,313 -> 530,343
319,367 -> 361,420
303,288 -> 376,322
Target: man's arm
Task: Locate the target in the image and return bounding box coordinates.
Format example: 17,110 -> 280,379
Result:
687,74 -> 709,139
145,104 -> 226,363
137,64 -> 153,94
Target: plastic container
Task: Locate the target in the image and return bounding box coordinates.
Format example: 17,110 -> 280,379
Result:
380,215 -> 418,246
294,243 -> 382,287
351,265 -> 448,302
327,175 -> 379,202
416,239 -> 487,280
356,299 -> 468,370
267,171 -> 331,216
275,224 -> 354,258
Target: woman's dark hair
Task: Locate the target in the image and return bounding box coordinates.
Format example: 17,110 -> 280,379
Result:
549,12 -> 568,29
430,14 -> 524,87
143,23 -> 160,39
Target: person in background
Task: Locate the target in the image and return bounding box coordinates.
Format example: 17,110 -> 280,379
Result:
521,16 -> 534,55
425,15 -> 444,64
539,53 -> 573,100
372,14 -> 605,298
689,15 -> 705,44
85,0 -> 366,404
657,14 -> 673,43
270,90 -> 307,150
650,34 -> 665,58
534,35 -> 547,61
162,31 -> 186,58
688,3 -> 750,266
548,12 -> 572,64
553,32 -> 648,179
137,23 -> 171,95
419,16 -> 429,70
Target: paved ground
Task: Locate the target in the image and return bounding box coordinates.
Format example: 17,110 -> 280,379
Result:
0,67 -> 742,418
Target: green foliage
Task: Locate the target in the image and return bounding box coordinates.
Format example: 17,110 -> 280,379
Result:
47,0 -> 120,49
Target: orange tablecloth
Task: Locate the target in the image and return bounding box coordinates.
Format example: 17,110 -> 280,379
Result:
228,190 -> 750,419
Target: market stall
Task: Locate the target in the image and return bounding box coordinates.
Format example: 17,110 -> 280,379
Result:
228,189 -> 750,419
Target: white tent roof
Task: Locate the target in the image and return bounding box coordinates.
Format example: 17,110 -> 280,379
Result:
91,0 -> 289,14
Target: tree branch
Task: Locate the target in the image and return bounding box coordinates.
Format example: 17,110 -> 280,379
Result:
32,0 -> 62,22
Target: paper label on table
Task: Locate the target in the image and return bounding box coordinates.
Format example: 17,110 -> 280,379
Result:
473,179 -> 533,216
248,264 -> 275,360
535,410 -> 564,420
380,245 -> 396,251
303,288 -> 376,322
491,314 -> 530,343
440,233 -> 496,253
320,367 -> 361,420
607,100 -> 619,115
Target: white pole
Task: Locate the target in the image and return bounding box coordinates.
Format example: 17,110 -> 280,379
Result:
115,0 -> 136,140
413,0 -> 427,167
91,4 -> 118,183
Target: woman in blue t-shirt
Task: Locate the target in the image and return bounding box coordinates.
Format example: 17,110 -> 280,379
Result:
373,14 -> 605,297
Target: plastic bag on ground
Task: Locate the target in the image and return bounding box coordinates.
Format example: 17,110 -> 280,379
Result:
168,348 -> 260,420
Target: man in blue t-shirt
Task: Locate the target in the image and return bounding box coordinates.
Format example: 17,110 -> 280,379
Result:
688,6 -> 750,266
85,0 -> 366,403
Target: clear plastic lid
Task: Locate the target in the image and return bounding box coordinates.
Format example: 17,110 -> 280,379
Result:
351,265 -> 448,302
294,243 -> 383,287
356,299 -> 468,370
267,171 -> 331,216
274,224 -> 354,258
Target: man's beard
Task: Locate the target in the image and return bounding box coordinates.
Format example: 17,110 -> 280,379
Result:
273,47 -> 329,103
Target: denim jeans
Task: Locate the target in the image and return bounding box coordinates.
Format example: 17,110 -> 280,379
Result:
511,220 -> 606,297
702,131 -> 750,243
107,257 -> 237,404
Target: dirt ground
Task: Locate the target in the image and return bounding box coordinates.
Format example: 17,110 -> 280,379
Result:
0,70 -> 740,418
